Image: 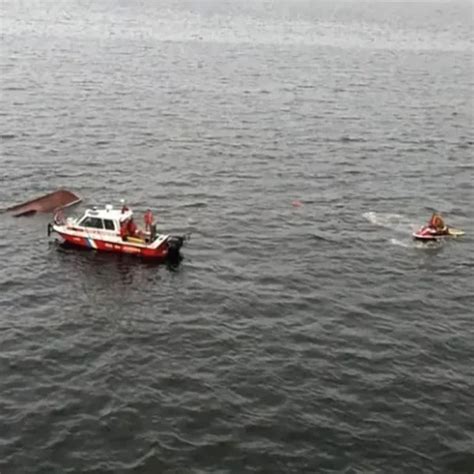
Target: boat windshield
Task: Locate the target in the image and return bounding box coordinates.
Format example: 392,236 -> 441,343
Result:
78,216 -> 104,229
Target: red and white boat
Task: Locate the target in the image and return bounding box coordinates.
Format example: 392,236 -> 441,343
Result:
48,204 -> 185,260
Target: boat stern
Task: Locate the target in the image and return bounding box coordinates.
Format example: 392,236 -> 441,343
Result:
167,235 -> 185,258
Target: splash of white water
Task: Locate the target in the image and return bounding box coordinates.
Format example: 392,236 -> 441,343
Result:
363,211 -> 417,233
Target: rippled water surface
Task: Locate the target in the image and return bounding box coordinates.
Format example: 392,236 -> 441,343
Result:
1,0 -> 473,472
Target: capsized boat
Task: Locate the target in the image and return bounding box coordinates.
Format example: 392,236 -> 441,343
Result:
412,225 -> 465,241
6,189 -> 81,217
48,203 -> 186,260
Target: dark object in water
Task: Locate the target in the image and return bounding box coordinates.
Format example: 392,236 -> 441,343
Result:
6,189 -> 81,217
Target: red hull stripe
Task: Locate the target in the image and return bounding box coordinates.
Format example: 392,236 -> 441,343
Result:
58,233 -> 168,259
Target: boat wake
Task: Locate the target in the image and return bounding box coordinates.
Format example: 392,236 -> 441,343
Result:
389,237 -> 442,250
363,211 -> 416,233
364,212 -> 442,249
389,238 -> 411,248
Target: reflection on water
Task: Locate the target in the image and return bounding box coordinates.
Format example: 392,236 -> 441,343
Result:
55,240 -> 184,284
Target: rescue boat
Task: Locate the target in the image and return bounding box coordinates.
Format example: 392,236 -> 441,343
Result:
47,204 -> 185,260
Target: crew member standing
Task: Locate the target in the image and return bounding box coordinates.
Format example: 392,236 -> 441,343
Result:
127,218 -> 138,237
144,209 -> 154,232
120,199 -> 129,214
120,220 -> 128,241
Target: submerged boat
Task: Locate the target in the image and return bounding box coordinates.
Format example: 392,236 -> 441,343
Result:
48,203 -> 185,260
412,225 -> 464,241
6,189 -> 81,217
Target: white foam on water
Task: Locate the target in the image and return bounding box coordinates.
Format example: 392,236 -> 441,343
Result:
389,238 -> 410,248
363,212 -> 416,233
389,237 -> 442,250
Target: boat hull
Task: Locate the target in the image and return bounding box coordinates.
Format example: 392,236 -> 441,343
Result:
412,226 -> 465,241
56,231 -> 180,260
7,189 -> 81,217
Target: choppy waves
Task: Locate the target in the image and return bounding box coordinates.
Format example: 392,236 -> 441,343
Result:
1,0 -> 472,52
1,0 -> 473,473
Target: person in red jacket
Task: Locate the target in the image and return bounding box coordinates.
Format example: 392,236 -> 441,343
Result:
120,199 -> 130,214
120,220 -> 129,240
127,218 -> 138,237
144,209 -> 154,232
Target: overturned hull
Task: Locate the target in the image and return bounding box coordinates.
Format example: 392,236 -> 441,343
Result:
6,189 -> 81,217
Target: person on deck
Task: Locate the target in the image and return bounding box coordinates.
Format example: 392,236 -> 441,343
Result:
144,209 -> 154,232
127,218 -> 138,237
120,220 -> 129,240
428,212 -> 447,232
120,199 -> 129,214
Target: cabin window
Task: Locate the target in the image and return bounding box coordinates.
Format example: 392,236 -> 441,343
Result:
80,217 -> 104,229
103,219 -> 115,231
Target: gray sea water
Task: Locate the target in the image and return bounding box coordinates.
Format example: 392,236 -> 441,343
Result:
1,0 -> 474,472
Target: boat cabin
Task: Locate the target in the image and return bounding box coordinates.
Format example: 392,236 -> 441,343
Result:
74,205 -> 133,233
